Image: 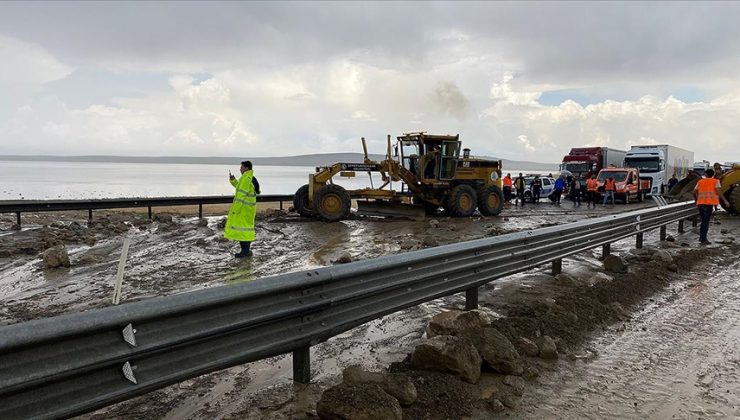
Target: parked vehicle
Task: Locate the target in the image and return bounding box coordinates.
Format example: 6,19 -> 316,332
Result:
596,167 -> 649,204
512,176 -> 556,202
692,161 -> 710,177
560,147 -> 627,187
624,145 -> 693,196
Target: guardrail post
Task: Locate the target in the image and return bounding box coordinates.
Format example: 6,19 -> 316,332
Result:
16,211 -> 21,226
465,287 -> 478,310
293,347 -> 311,384
88,209 -> 93,222
660,225 -> 667,241
198,204 -> 203,219
280,200 -> 284,211
636,233 -> 643,249
602,243 -> 611,259
148,206 -> 152,220
692,216 -> 698,227
678,220 -> 684,233
552,259 -> 562,275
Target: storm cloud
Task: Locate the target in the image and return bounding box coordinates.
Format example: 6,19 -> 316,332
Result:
1,2 -> 739,162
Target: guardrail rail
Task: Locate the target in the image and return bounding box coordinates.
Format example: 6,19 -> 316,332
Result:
0,194 -> 294,225
0,201 -> 698,419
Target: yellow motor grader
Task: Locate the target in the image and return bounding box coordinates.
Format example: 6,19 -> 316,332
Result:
666,162 -> 740,214
293,132 -> 504,222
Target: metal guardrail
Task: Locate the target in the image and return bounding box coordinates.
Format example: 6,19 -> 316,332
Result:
0,201 -> 698,419
0,195 -> 295,225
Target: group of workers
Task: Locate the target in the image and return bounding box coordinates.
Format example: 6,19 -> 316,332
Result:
502,172 -> 619,208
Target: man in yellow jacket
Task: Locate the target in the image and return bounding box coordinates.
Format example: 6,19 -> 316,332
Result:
226,160 -> 259,258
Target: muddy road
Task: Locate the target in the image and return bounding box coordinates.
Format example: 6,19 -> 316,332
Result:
1,201 -> 738,419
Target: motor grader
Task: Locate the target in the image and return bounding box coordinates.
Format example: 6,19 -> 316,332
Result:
666,162 -> 740,214
293,132 -> 504,222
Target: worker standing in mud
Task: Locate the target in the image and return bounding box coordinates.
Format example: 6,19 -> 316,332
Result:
551,175 -> 566,205
503,173 -> 513,204
226,161 -> 259,258
532,175 -> 542,204
603,176 -> 616,205
514,173 -> 526,207
693,168 -> 729,245
586,175 -> 599,208
569,174 -> 582,207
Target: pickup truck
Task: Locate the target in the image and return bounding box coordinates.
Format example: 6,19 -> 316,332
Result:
596,167 -> 649,204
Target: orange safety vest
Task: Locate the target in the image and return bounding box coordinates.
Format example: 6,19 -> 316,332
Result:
503,177 -> 512,187
605,178 -> 616,191
696,178 -> 720,205
586,179 -> 598,192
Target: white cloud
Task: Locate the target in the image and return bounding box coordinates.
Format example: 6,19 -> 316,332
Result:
0,34 -> 72,86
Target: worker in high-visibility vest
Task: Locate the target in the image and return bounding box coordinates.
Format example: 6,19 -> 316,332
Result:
693,168 -> 729,245
503,173 -> 513,203
602,176 -> 616,205
226,160 -> 260,257
586,175 -> 599,208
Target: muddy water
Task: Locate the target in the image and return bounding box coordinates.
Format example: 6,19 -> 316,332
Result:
514,254 -> 740,419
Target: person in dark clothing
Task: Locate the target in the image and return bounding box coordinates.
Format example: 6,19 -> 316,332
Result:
570,175 -> 582,207
514,173 -> 526,207
667,174 -> 679,192
531,176 -> 542,204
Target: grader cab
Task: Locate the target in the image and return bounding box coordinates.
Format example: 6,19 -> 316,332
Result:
293,132 -> 504,222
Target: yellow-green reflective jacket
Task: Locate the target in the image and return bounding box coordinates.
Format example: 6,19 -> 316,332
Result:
224,170 -> 256,241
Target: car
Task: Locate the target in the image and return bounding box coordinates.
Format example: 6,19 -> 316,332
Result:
512,176 -> 556,203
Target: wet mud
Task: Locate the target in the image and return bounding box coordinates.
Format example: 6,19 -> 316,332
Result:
1,201 -> 738,419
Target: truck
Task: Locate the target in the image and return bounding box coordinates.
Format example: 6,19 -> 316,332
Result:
623,145 -> 693,196
560,147 -> 627,183
596,167 -> 649,204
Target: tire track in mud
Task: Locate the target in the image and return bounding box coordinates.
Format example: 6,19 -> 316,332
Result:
513,252 -> 740,419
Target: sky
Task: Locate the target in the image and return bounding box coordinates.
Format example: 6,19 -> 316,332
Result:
1,1 -> 739,164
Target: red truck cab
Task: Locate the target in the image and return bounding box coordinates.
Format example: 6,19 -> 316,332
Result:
596,167 -> 648,204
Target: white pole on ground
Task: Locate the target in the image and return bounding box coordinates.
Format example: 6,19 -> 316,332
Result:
112,236 -> 131,305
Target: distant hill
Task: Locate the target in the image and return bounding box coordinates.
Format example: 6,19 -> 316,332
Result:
0,154 -> 557,171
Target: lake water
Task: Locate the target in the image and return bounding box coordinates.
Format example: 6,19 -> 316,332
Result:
0,160 -> 555,200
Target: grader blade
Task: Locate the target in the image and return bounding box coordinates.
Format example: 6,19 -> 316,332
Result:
356,201 -> 426,219
665,171 -> 701,201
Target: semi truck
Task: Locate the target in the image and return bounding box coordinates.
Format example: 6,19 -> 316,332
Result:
560,147 -> 627,190
623,145 -> 693,196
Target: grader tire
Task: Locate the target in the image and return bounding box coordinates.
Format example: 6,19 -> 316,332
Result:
478,185 -> 504,216
725,186 -> 740,215
445,185 -> 478,217
314,184 -> 351,222
293,184 -> 313,218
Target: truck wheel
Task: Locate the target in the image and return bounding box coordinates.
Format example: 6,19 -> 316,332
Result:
314,184 -> 351,222
293,184 -> 313,218
445,185 -> 478,217
478,185 -> 504,216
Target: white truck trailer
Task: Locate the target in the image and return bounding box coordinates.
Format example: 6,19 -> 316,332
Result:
624,145 -> 693,196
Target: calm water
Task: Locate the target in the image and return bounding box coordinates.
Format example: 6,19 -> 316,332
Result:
0,160 -> 553,200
